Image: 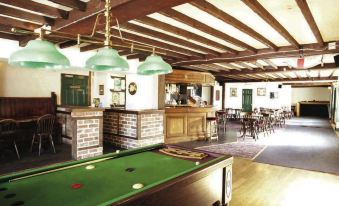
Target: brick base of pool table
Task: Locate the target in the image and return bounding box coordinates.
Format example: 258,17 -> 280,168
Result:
0,144 -> 233,206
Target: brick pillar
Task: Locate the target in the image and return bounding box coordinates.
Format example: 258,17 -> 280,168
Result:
72,111 -> 103,160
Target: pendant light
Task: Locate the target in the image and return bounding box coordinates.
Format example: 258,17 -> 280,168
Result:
137,48 -> 172,75
85,0 -> 129,72
9,30 -> 70,69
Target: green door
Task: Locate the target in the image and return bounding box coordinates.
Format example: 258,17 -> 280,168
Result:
242,89 -> 252,112
61,74 -> 89,106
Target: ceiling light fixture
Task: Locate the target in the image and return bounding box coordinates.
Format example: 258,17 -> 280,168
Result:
8,30 -> 70,69
85,0 -> 129,72
137,47 -> 173,75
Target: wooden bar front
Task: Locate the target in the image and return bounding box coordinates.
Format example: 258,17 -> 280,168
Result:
165,107 -> 216,143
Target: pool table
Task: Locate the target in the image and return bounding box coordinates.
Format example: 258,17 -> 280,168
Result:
0,144 -> 233,206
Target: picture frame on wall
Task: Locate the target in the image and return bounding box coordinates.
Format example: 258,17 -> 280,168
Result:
257,88 -> 266,96
230,88 -> 237,97
270,92 -> 279,99
216,90 -> 220,101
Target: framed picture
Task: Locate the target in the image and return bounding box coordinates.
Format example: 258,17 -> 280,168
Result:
270,92 -> 278,99
216,90 -> 220,101
230,88 -> 237,97
128,82 -> 137,95
99,85 -> 104,95
257,88 -> 266,96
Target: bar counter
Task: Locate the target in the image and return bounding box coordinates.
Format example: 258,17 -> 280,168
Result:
165,106 -> 216,143
103,108 -> 165,149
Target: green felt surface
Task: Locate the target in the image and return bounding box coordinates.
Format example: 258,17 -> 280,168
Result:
0,152 -> 199,206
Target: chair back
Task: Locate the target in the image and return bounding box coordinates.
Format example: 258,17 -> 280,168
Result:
37,114 -> 55,135
0,119 -> 17,137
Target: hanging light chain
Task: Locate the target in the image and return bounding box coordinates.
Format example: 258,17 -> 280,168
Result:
104,0 -> 111,47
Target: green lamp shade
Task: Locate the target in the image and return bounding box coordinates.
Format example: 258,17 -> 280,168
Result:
137,55 -> 172,75
9,40 -> 70,69
86,47 -> 129,72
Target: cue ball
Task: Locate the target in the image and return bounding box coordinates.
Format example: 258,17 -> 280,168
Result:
116,150 -> 120,154
132,183 -> 144,190
85,165 -> 95,170
195,161 -> 200,165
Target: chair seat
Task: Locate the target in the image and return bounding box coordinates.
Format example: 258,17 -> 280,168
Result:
206,117 -> 217,121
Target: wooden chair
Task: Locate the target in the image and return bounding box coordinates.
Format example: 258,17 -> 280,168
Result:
30,114 -> 56,156
216,111 -> 227,135
0,119 -> 20,159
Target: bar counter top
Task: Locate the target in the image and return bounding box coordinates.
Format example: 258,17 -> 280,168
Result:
104,108 -> 164,114
57,106 -> 105,113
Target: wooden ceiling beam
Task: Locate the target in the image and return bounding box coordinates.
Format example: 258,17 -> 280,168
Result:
242,0 -> 300,48
0,32 -> 23,41
262,59 -> 278,69
135,16 -> 237,54
215,63 -> 336,76
0,16 -> 40,31
218,76 -> 337,83
126,53 -> 146,60
94,32 -> 191,59
234,62 -> 253,70
53,0 -> 192,34
172,42 -> 339,66
160,8 -> 256,53
120,22 -> 219,56
191,0 -> 278,50
80,38 -> 182,60
295,0 -> 324,45
108,28 -> 203,58
0,4 -> 54,26
49,0 -> 87,11
0,0 -> 69,19
58,40 -> 78,49
329,69 -> 336,78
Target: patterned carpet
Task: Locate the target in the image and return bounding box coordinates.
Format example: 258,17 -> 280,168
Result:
197,141 -> 267,160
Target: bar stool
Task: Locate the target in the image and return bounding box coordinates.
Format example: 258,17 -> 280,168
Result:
206,117 -> 218,142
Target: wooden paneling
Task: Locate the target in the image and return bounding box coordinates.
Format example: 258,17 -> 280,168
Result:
166,114 -> 187,138
165,70 -> 215,85
187,113 -> 206,136
165,107 -> 215,143
0,92 -> 57,118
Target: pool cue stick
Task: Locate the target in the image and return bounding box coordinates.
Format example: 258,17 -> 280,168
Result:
9,156 -> 115,183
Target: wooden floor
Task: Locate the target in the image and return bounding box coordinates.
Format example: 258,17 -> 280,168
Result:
231,158 -> 339,206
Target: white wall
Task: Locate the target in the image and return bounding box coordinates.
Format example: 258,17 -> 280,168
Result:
291,87 -> 331,105
224,82 -> 291,110
213,81 -> 222,110
0,61 -> 89,104
124,59 -> 158,110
